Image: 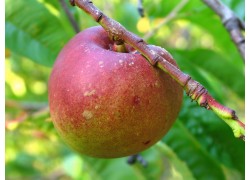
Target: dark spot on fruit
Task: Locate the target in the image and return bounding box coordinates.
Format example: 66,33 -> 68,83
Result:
143,140 -> 150,145
133,96 -> 140,105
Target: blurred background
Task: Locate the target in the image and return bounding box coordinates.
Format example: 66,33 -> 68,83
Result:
5,0 -> 245,179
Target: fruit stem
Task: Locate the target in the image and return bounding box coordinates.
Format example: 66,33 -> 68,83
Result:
70,0 -> 245,141
113,42 -> 128,53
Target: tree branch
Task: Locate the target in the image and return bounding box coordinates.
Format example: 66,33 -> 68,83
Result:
143,0 -> 189,41
5,103 -> 50,130
59,0 -> 80,33
70,0 -> 245,140
202,0 -> 245,62
6,100 -> 48,112
137,0 -> 144,17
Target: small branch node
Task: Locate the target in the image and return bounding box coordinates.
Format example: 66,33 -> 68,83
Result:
195,86 -> 206,98
137,0 -> 145,17
223,17 -> 239,31
240,135 -> 245,141
188,85 -> 198,97
138,7 -> 144,17
183,76 -> 191,88
70,0 -> 75,6
151,55 -> 160,66
231,110 -> 237,120
96,12 -> 103,22
137,39 -> 144,44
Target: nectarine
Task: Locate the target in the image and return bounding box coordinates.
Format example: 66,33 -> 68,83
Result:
48,26 -> 183,158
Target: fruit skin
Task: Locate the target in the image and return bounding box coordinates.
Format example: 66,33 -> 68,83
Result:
48,26 -> 183,158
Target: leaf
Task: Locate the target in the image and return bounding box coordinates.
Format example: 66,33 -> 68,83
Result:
63,154 -> 88,180
221,165 -> 243,180
144,0 -> 187,18
111,2 -> 140,33
153,142 -> 196,180
182,9 -> 243,64
81,156 -> 139,180
74,142 -> 195,180
178,96 -> 245,176
6,152 -> 40,177
163,120 -> 226,180
171,49 -> 245,99
6,22 -> 56,67
5,0 -> 74,67
144,0 -> 243,67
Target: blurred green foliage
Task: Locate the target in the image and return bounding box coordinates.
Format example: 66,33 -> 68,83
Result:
5,0 -> 245,179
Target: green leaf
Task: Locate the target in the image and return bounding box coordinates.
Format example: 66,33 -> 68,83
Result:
163,120 -> 226,180
6,22 -> 56,67
144,0 -> 243,68
221,165 -> 243,180
63,154 -> 89,180
6,152 -> 40,177
81,156 -> 138,180
153,142 -> 196,180
75,142 -> 195,180
171,49 -> 244,99
5,0 -> 74,67
144,0 -> 188,18
183,10 -> 243,65
117,3 -> 140,32
178,96 -> 245,177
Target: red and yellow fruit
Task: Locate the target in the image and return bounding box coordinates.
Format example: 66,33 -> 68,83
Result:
48,26 -> 183,158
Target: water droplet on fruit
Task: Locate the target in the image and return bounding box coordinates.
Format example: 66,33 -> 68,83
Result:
82,110 -> 93,120
99,61 -> 104,68
129,61 -> 134,66
119,60 -> 123,65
